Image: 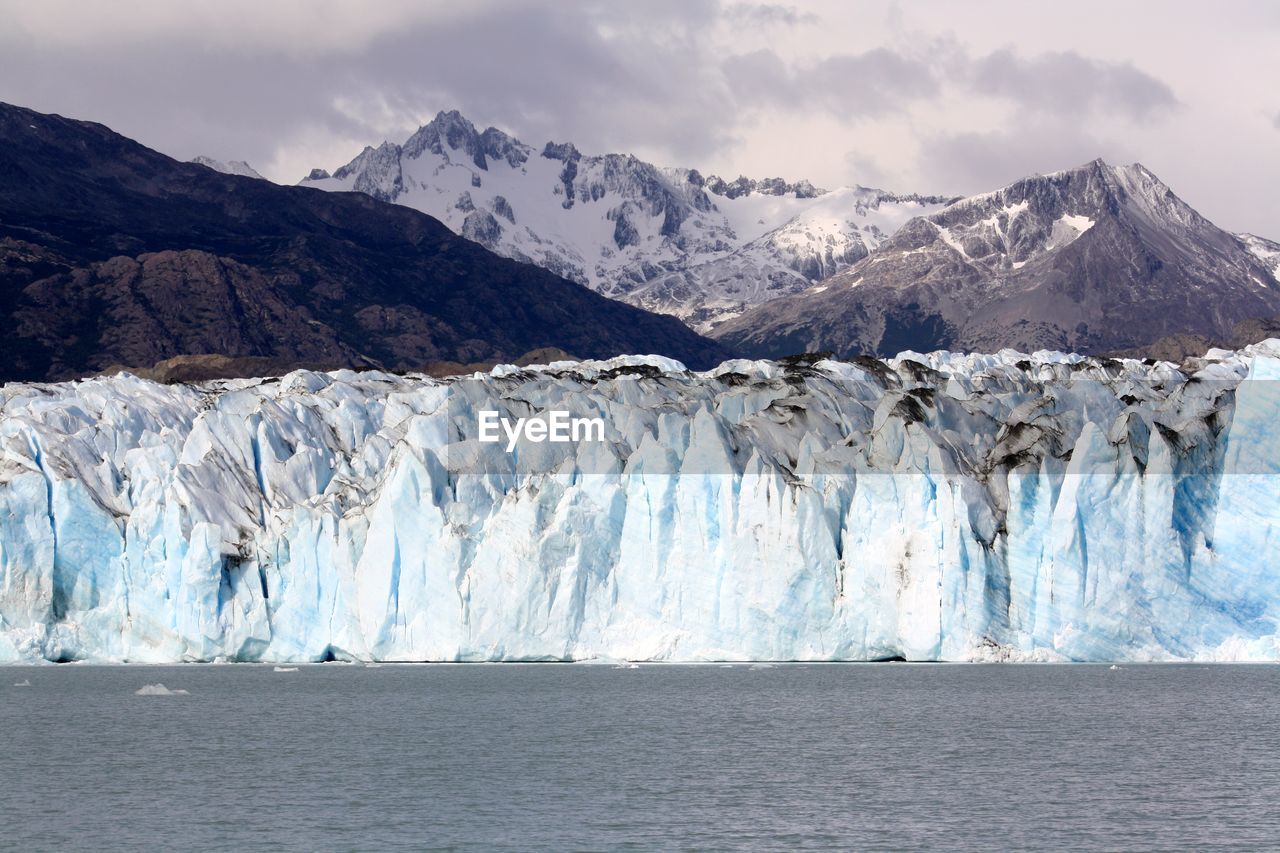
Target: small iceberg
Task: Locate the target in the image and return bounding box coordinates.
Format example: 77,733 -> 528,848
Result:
272,666 -> 299,672
135,683 -> 188,696
749,663 -> 776,670
1109,664 -> 1121,671
13,678 -> 31,687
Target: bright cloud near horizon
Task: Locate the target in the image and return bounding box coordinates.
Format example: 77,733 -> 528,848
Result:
1,0 -> 1277,235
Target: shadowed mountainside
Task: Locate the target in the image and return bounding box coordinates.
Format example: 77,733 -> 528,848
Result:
0,103 -> 727,382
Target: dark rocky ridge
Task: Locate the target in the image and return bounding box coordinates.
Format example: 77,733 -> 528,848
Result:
103,346 -> 584,384
0,103 -> 726,382
1108,315 -> 1280,362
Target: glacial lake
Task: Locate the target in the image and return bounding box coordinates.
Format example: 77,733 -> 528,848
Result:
3,663 -> 1278,850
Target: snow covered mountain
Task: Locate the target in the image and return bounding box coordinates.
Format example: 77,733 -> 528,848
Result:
189,155 -> 266,180
299,110 -> 952,330
716,159 -> 1280,358
5,343 -> 1280,663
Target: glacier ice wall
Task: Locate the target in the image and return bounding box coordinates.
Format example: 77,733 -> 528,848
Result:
3,343 -> 1280,663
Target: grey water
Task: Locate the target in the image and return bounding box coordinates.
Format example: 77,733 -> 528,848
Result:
2,664 -> 1279,851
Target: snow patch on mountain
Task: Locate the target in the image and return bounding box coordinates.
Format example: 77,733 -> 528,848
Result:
190,156 -> 267,181
1240,233 -> 1280,284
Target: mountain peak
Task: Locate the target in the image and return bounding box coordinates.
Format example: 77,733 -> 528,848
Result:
433,108 -> 471,125
934,158 -> 1175,226
400,109 -> 529,170
715,159 -> 1280,359
541,140 -> 581,162
424,109 -> 482,144
189,155 -> 266,181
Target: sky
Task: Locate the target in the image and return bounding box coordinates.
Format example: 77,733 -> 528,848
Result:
1,0 -> 1277,235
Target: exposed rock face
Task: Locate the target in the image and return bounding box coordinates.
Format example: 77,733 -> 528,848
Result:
490,195 -> 515,224
705,174 -> 821,199
461,210 -> 502,246
1109,314 -> 1280,362
0,102 -> 727,382
715,160 -> 1280,358
16,250 -> 360,379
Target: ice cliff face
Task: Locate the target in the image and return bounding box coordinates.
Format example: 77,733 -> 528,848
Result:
3,344 -> 1280,663
299,110 -> 950,330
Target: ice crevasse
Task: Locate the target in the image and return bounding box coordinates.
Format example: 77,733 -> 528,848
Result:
2,343 -> 1280,663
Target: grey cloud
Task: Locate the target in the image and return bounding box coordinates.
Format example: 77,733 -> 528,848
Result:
0,1 -> 1273,235
0,0 -> 737,177
723,48 -> 937,117
720,42 -> 1174,126
915,121 -> 1141,197
968,49 -> 1178,119
722,3 -> 819,27
842,150 -> 892,188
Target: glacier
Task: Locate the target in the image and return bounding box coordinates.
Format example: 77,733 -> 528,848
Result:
3,343 -> 1280,663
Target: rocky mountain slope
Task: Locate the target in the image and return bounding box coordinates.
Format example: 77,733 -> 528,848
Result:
0,102 -> 725,382
715,160 -> 1280,358
300,110 -> 952,330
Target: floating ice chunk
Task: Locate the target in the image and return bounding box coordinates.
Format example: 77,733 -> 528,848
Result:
13,679 -> 31,687
272,666 -> 299,672
135,683 -> 189,696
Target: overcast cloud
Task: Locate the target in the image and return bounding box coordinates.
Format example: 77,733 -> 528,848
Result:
1,0 -> 1276,235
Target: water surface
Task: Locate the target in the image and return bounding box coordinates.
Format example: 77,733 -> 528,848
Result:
3,664 -> 1278,850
